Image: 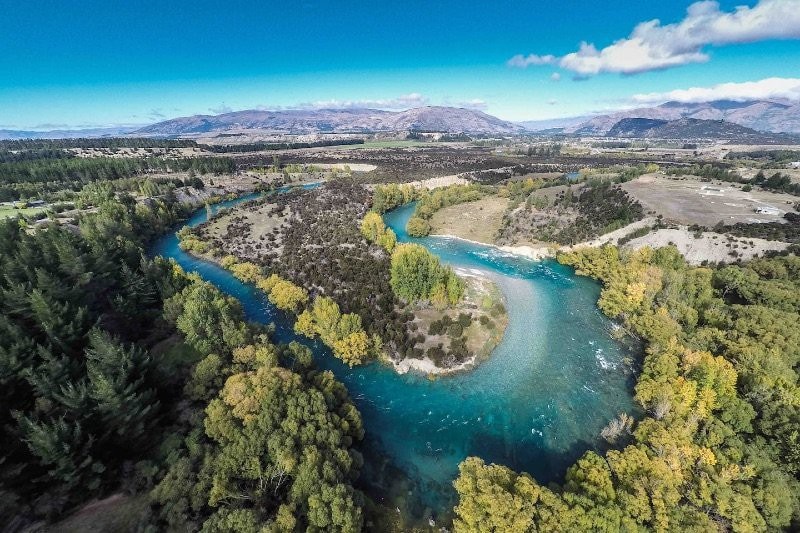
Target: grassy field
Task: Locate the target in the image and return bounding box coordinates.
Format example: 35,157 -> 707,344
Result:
0,205 -> 47,219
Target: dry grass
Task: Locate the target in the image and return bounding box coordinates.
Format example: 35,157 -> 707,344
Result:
622,173 -> 797,226
203,201 -> 289,257
428,196 -> 509,245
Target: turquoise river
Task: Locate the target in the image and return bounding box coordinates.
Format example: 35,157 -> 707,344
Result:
149,187 -> 638,524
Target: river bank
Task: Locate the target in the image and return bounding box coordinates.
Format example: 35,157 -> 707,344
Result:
431,232 -> 556,261
151,190 -> 638,526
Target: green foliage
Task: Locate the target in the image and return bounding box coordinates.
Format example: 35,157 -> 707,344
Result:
405,216 -> 431,237
455,246 -> 800,532
371,183 -> 417,213
200,365 -> 364,531
497,177 -> 544,201
389,243 -> 464,306
414,184 -> 486,219
150,334 -> 364,531
360,211 -> 397,252
294,297 -> 372,366
267,277 -> 310,312
0,155 -> 235,202
0,200 -> 193,520
167,281 -> 251,356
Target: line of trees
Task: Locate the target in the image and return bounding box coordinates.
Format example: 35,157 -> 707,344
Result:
199,138 -> 364,153
371,183 -> 417,213
0,156 -> 234,202
217,257 -> 374,367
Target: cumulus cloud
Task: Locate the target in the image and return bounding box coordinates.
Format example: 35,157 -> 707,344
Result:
298,93 -> 428,110
510,0 -> 800,76
550,72 -> 561,82
507,54 -> 557,68
631,77 -> 800,104
450,98 -> 488,110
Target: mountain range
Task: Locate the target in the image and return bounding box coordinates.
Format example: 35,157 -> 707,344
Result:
0,126 -> 138,140
562,100 -> 800,135
605,117 -> 795,143
3,99 -> 799,140
135,106 -> 526,136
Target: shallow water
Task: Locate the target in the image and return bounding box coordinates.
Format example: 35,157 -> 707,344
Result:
149,191 -> 637,523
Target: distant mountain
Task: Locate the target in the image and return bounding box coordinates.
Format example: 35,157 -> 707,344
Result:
137,106 -> 526,135
606,118 -> 669,137
566,100 -> 800,135
518,116 -> 591,132
0,126 -> 139,140
605,117 -> 797,143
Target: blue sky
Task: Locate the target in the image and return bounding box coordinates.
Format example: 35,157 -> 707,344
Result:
1,0 -> 799,128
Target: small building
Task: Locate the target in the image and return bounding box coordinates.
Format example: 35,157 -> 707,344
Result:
790,161 -> 800,169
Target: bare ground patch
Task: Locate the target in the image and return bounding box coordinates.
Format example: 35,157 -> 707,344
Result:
623,227 -> 790,264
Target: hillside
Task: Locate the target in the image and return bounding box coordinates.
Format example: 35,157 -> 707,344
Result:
136,106 -> 526,135
606,117 -> 797,143
565,99 -> 800,135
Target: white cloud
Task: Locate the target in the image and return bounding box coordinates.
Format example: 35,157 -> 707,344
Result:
299,93 -> 428,110
510,0 -> 800,76
631,77 -> 800,104
507,54 -> 557,68
453,98 -> 488,110
550,72 -> 561,82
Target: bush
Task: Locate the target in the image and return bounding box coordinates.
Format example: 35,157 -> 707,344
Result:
447,323 -> 463,338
